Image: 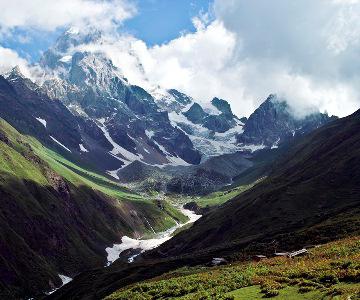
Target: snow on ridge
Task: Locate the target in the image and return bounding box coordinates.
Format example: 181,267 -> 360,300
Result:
200,101 -> 222,116
66,27 -> 79,35
50,136 -> 72,153
59,275 -> 72,285
107,168 -> 121,180
240,143 -> 266,153
167,110 -> 244,159
35,117 -> 47,128
145,130 -> 155,139
165,155 -> 191,167
271,138 -> 281,149
59,55 -> 72,63
97,119 -> 140,162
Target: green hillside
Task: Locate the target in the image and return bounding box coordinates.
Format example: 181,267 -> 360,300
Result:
106,236 -> 360,300
0,118 -> 186,299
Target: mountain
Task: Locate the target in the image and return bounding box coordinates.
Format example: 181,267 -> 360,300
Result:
237,94 -> 337,147
49,109 -> 360,300
116,151 -> 254,195
39,28 -> 245,165
1,29 -> 332,179
0,116 -> 187,299
155,109 -> 359,257
40,29 -> 202,168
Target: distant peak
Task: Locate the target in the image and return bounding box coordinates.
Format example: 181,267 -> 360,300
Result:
211,97 -> 233,115
65,27 -> 80,35
266,93 -> 278,102
4,66 -> 25,80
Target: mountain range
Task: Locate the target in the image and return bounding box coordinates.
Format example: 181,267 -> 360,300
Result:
0,27 -> 357,300
48,107 -> 360,300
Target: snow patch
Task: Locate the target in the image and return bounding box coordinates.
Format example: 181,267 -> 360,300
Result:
59,55 -> 72,63
35,117 -> 47,128
271,138 -> 281,149
50,136 -> 72,153
145,129 -> 155,139
79,144 -> 89,152
240,143 -> 266,152
98,119 -> 140,163
105,207 -> 201,265
107,169 -> 120,180
46,274 -> 72,295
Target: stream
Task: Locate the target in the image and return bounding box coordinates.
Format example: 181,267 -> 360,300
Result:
105,206 -> 202,265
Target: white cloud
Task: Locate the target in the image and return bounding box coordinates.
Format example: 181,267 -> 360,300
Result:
211,0 -> 360,117
87,0 -> 359,118
0,0 -> 135,34
2,0 -> 360,118
0,47 -> 31,76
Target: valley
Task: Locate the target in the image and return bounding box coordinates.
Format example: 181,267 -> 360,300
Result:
0,17 -> 358,300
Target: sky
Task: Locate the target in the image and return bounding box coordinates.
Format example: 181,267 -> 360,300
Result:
0,0 -> 360,118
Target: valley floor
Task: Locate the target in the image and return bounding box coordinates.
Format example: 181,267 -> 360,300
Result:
104,236 -> 360,300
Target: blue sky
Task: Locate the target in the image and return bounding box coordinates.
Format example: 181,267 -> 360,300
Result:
1,0 -> 359,117
125,0 -> 213,45
2,0 -> 213,62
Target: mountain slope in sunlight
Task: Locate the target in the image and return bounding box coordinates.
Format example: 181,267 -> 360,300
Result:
0,118 -> 185,299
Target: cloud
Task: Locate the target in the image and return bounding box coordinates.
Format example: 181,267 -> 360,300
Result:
2,0 -> 360,118
0,47 -> 31,76
92,0 -> 360,118
0,0 -> 135,35
211,0 -> 360,117
99,0 -> 360,118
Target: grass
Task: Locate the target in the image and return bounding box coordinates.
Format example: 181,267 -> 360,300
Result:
192,180 -> 260,208
105,236 -> 360,300
30,138 -> 142,200
164,180 -> 261,210
228,285 -> 325,299
0,118 -> 187,234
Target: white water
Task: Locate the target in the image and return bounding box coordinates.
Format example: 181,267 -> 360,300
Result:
105,207 -> 201,265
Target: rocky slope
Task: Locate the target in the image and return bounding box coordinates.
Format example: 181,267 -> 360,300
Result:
237,94 -> 337,147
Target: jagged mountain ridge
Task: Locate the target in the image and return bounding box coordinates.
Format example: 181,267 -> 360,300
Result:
0,28 -> 336,184
37,28 -> 336,171
238,94 -> 337,147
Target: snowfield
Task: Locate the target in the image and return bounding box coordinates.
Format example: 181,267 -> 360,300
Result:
105,207 -> 201,265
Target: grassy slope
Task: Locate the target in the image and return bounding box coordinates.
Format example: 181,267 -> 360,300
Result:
106,236 -> 360,300
0,119 -> 187,298
30,139 -> 189,234
0,118 -> 187,233
192,180 -> 261,208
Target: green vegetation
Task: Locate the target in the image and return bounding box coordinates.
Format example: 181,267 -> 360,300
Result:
0,118 -> 187,234
105,236 -> 360,300
192,180 -> 261,208
164,180 -> 261,211
31,138 -> 142,200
